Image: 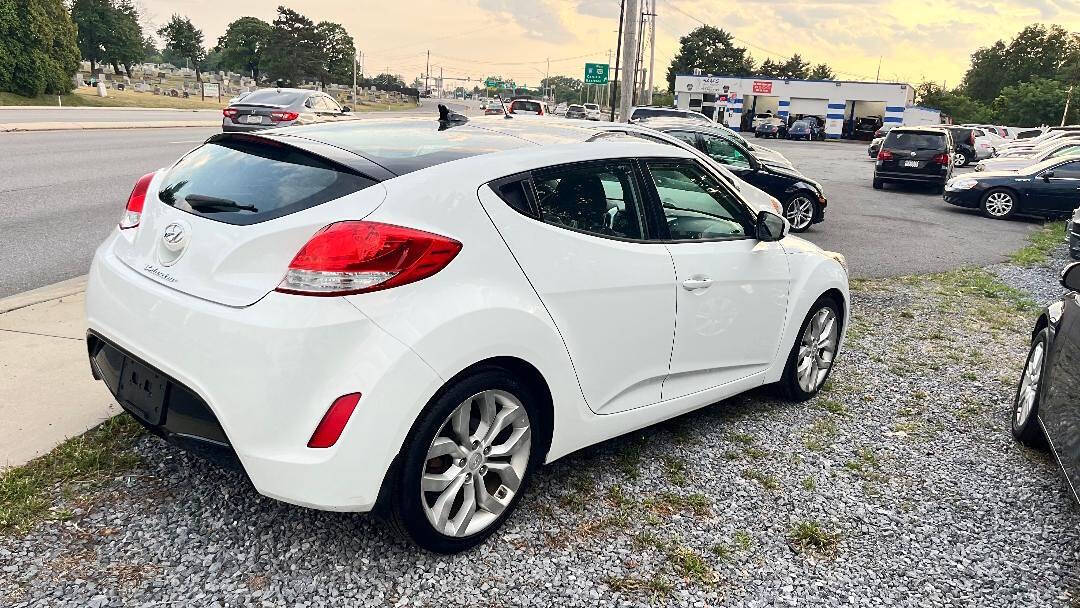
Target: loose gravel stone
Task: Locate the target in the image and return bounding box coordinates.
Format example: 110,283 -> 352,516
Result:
3,254 -> 1080,607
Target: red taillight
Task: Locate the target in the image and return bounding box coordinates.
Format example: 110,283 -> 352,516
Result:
222,108 -> 238,119
276,221 -> 462,296
119,172 -> 155,229
270,110 -> 299,122
877,149 -> 893,161
969,132 -> 976,145
932,152 -> 950,165
307,393 -> 361,448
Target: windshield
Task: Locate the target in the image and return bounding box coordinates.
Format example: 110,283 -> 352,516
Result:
885,131 -> 945,151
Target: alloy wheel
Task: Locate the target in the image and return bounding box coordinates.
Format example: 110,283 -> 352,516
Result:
796,307 -> 838,393
953,153 -> 966,167
785,197 -> 815,231
1015,341 -> 1044,426
421,390 -> 532,537
984,191 -> 1014,217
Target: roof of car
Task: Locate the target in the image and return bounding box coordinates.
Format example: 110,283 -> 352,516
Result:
890,126 -> 949,134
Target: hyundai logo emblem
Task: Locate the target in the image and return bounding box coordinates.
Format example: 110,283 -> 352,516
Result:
163,223 -> 185,244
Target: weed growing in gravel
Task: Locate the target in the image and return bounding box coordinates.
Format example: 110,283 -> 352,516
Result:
0,416 -> 144,533
734,530 -> 754,551
789,521 -> 841,555
724,430 -> 755,445
818,398 -> 848,415
643,492 -> 711,517
936,268 -> 1037,314
615,437 -> 644,480
1010,221 -> 1067,267
802,476 -> 816,491
803,417 -> 838,452
742,446 -> 768,459
669,545 -> 717,585
604,573 -> 673,600
742,468 -> 779,490
662,455 -> 688,485
845,448 -> 882,481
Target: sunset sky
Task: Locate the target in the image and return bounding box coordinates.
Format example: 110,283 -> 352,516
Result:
138,0 -> 1080,89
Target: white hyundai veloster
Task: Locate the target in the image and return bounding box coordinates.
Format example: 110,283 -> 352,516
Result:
86,114 -> 848,552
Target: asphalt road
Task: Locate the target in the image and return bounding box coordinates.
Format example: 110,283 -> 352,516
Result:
0,117 -> 1039,299
762,137 -> 1038,278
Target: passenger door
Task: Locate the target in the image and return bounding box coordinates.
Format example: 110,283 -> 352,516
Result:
641,158 -> 790,399
480,160 -> 676,414
1034,160 -> 1080,214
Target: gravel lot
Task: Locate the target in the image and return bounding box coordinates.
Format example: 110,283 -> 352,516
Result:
3,248 -> 1079,606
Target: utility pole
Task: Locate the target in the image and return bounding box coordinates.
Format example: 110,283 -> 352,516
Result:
646,0 -> 656,105
1063,85 -> 1074,127
606,49 -> 613,111
546,58 -> 550,103
610,0 -> 626,121
352,53 -> 357,106
617,0 -> 639,122
425,50 -> 430,95
875,56 -> 882,82
439,66 -> 443,98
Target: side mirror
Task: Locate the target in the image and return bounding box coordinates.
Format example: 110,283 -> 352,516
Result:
1062,262 -> 1080,291
756,210 -> 786,242
341,106 -> 352,113
1043,171 -> 1055,181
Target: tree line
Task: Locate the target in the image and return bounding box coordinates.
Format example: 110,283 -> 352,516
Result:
916,23 -> 1080,127
664,26 -> 836,93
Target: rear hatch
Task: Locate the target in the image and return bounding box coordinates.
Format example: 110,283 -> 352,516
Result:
113,134 -> 386,307
878,131 -> 949,176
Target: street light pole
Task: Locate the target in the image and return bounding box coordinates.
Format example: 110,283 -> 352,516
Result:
618,0 -> 640,122
609,0 -> 626,122
646,0 -> 656,105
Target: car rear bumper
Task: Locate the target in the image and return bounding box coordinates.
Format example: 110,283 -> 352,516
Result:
875,170 -> 948,185
85,234 -> 444,511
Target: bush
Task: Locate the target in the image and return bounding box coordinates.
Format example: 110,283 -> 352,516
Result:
0,0 -> 80,96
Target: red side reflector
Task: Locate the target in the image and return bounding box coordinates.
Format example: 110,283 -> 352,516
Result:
307,393 -> 362,448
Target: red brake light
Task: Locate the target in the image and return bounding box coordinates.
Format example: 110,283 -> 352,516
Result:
119,172 -> 155,229
270,110 -> 299,122
969,132 -> 976,145
222,108 -> 238,118
307,393 -> 361,448
877,149 -> 893,161
277,221 -> 462,296
932,152 -> 950,165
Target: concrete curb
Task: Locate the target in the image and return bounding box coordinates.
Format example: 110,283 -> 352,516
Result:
0,105 -> 219,112
0,275 -> 87,314
0,120 -> 219,132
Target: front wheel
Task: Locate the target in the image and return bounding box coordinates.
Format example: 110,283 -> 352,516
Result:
1012,329 -> 1049,448
981,189 -> 1017,220
778,297 -> 842,401
953,151 -> 968,167
784,194 -> 817,233
386,368 -> 542,553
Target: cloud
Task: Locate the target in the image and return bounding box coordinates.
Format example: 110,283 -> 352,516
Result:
477,0 -> 576,43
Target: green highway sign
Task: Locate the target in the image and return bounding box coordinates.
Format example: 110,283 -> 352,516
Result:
584,62 -> 609,85
484,77 -> 500,87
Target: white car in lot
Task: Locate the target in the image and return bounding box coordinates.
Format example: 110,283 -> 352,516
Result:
85,116 -> 848,553
583,103 -> 602,120
976,139 -> 1080,172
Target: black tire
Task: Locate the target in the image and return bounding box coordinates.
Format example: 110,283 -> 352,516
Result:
980,188 -> 1018,220
778,296 -> 843,401
783,194 -> 817,233
872,178 -> 883,190
385,366 -> 544,553
1012,329 -> 1049,448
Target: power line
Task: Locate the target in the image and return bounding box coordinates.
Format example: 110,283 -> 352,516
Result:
430,50 -> 606,66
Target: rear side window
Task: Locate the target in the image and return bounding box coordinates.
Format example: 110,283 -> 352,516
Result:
158,139 -> 375,225
531,161 -> 644,239
237,89 -> 304,106
884,131 -> 945,151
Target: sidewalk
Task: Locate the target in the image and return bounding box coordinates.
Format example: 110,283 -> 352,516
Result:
0,277 -> 117,470
0,120 -> 218,132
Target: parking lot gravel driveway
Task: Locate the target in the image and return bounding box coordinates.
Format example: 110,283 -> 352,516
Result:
4,247 -> 1080,607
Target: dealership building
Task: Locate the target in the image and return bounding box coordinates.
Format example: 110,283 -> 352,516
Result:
672,74 -> 936,138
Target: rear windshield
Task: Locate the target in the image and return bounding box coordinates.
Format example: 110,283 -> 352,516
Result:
568,105 -> 585,111
236,89 -> 304,106
513,101 -> 542,112
158,138 -> 375,225
634,108 -> 705,122
884,131 -> 945,150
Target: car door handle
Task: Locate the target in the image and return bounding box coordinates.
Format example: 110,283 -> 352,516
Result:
682,278 -> 713,291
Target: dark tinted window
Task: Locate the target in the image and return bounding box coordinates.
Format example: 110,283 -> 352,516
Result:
238,89 -> 305,106
493,180 -> 534,216
532,161 -> 643,239
701,134 -> 751,168
645,160 -> 753,240
1051,160 -> 1080,179
158,139 -> 374,225
884,131 -> 946,151
512,101 -> 542,113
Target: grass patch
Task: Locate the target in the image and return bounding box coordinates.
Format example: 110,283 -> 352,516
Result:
789,520 -> 841,555
741,468 -> 779,490
605,574 -> 673,599
803,417 -> 838,452
669,545 -> 717,585
661,455 -> 688,485
615,436 -> 644,480
1010,221 -> 1067,267
936,268 -> 1037,314
734,530 -> 754,552
801,476 -> 816,491
818,398 -> 848,416
643,492 -> 711,517
0,416 -> 144,534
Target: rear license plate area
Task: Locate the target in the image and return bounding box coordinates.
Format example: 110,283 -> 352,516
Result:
244,115 -> 262,124
903,160 -> 920,168
116,357 -> 168,425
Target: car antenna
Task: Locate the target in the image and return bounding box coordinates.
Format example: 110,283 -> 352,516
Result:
438,104 -> 468,123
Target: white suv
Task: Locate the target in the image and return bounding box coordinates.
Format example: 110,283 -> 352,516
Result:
85,116 -> 848,553
583,103 -> 602,120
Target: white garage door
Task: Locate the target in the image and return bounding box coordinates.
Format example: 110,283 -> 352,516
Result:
787,98 -> 828,116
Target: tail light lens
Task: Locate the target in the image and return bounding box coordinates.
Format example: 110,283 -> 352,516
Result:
969,132 -> 976,145
277,221 -> 462,296
222,108 -> 238,119
307,393 -> 361,448
932,152 -> 950,165
270,110 -> 299,122
119,172 -> 155,229
877,149 -> 893,161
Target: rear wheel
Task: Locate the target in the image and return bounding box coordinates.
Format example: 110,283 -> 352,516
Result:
1012,329 -> 1049,448
981,189 -> 1017,219
784,194 -> 816,233
953,151 -> 968,167
872,178 -> 884,190
778,297 -> 841,401
386,368 -> 542,553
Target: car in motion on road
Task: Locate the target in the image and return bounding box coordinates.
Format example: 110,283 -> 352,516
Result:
873,127 -> 953,192
221,88 -> 352,132
944,156 -> 1080,220
1012,261 -> 1080,504
583,103 -> 602,120
483,101 -> 504,115
642,120 -> 828,233
84,115 -> 849,553
565,104 -> 587,119
507,98 -> 545,115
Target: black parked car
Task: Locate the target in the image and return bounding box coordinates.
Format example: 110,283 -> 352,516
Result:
787,119 -> 822,141
645,121 -> 827,232
939,126 -> 979,167
755,119 -> 786,139
1069,207 -> 1080,260
943,157 -> 1080,220
1012,262 -> 1080,502
873,127 -> 953,192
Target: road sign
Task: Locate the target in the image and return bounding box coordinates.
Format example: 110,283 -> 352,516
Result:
584,63 -> 609,85
484,77 -> 500,87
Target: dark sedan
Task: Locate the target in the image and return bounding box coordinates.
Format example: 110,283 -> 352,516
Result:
1012,262 -> 1080,503
644,120 -> 827,232
943,157 -> 1080,220
787,120 -> 818,141
222,88 -> 352,132
755,119 -> 785,139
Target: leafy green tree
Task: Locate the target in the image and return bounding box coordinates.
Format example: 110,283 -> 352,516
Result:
157,14 -> 205,81
71,0 -> 112,73
216,16 -> 270,79
915,82 -> 990,124
142,35 -> 162,63
371,72 -> 404,88
962,24 -> 1079,103
777,54 -> 810,80
540,75 -> 584,104
314,21 -> 355,86
665,25 -> 753,92
104,0 -> 144,77
262,6 -> 322,85
808,63 -> 835,80
991,77 -> 1075,127
0,0 -> 80,96
756,58 -> 781,78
